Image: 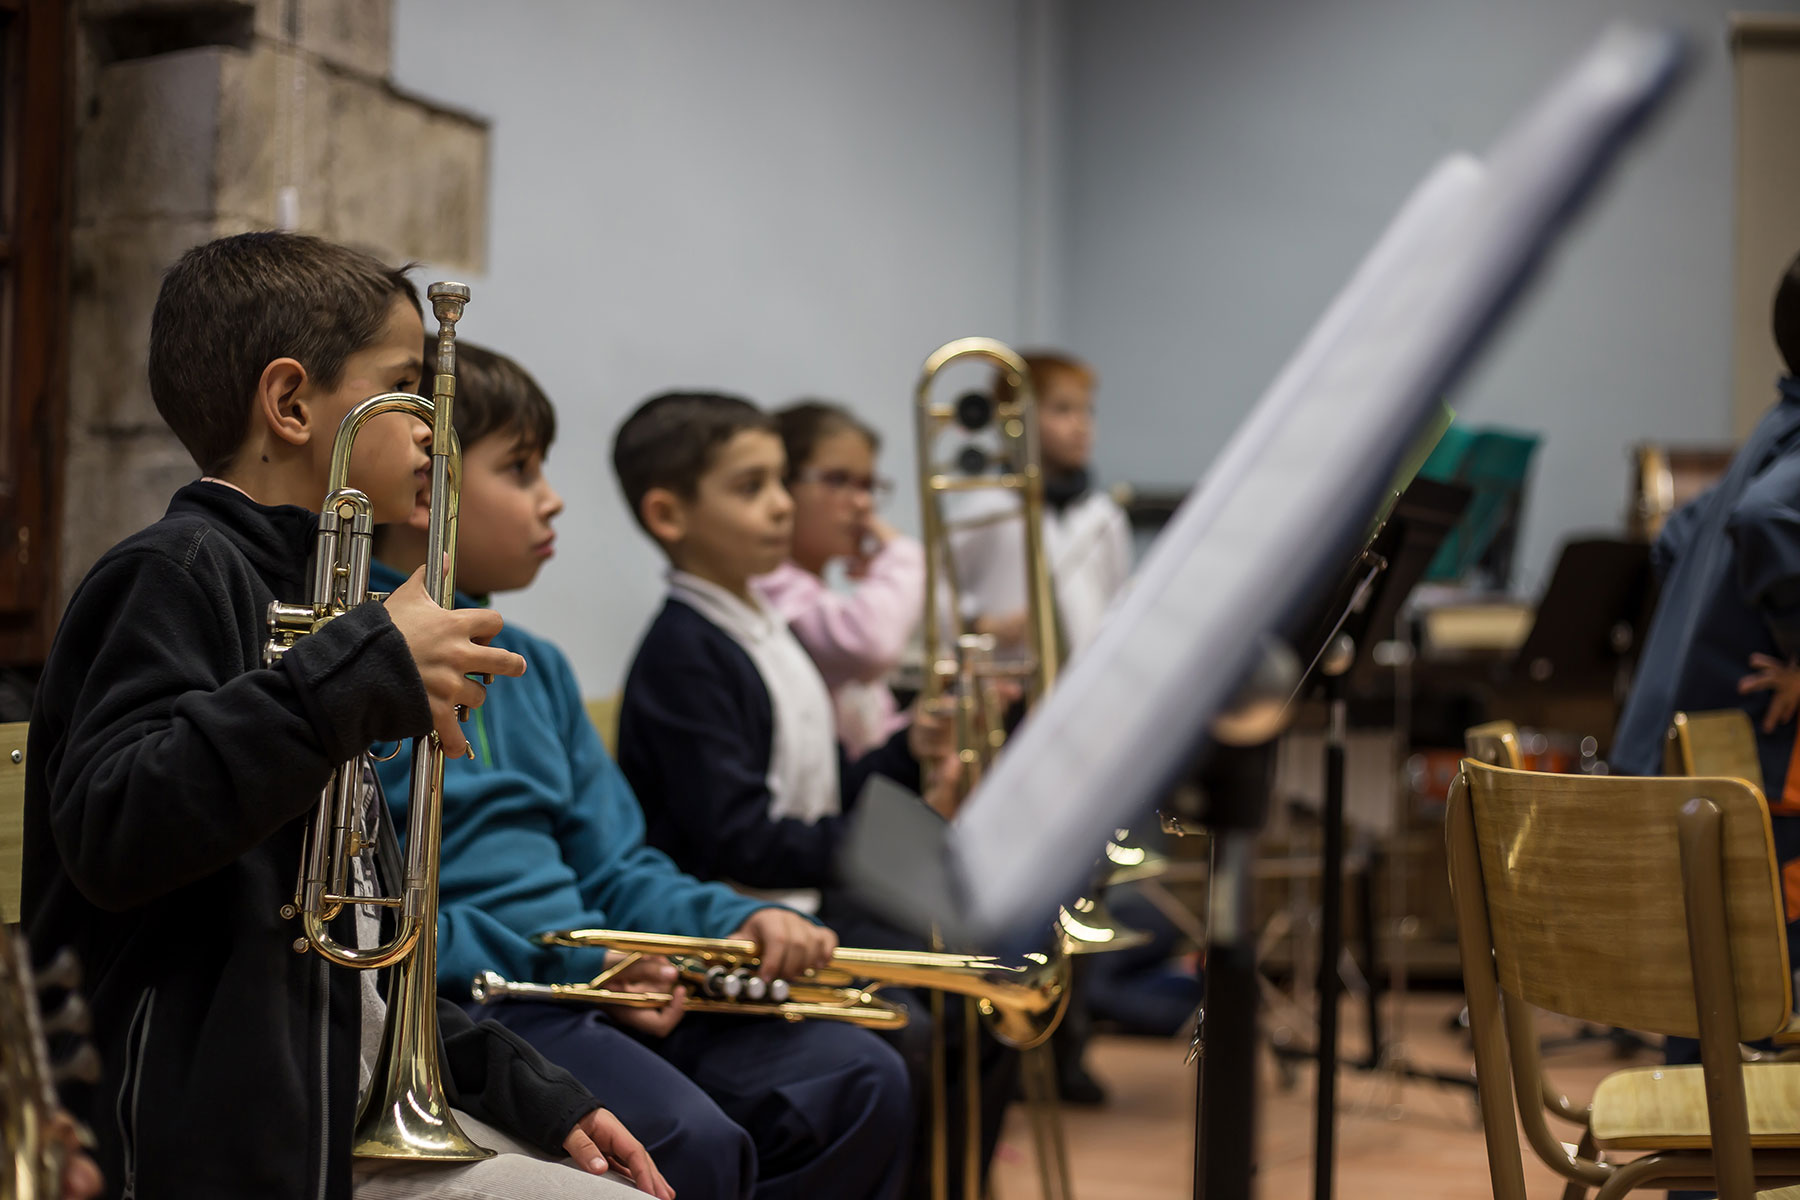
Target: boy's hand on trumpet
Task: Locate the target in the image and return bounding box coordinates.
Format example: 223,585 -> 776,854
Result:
733,907 -> 837,986
385,565 -> 527,756
601,953 -> 688,1037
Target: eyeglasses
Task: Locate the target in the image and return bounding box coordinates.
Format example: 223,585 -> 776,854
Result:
793,467 -> 894,501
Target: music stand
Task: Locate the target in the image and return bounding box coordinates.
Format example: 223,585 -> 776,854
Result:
1273,477 -> 1473,1200
1505,536 -> 1656,705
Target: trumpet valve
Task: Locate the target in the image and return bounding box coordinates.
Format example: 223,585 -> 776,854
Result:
743,975 -> 769,1003
768,978 -> 791,1003
264,600 -> 327,668
702,965 -> 741,1000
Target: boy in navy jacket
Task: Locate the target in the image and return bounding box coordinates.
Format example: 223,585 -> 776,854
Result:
613,391 -> 1011,1200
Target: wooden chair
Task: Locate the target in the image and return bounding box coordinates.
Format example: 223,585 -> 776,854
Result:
1667,710 -> 1766,793
1450,757 -> 1800,1198
585,693 -> 622,760
1465,719 -> 1601,1200
0,722 -> 27,923
1466,720 -> 1523,770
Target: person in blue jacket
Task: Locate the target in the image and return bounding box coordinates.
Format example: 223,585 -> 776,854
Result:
1614,249 -> 1800,937
373,342 -> 912,1200
1613,254 -> 1800,1188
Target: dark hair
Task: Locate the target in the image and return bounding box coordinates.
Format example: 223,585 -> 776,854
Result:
611,391 -> 774,535
992,349 -> 1096,407
430,340 -> 557,454
1776,251 -> 1800,377
773,400 -> 879,481
147,231 -> 420,474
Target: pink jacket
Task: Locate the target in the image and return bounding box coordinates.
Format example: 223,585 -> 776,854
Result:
755,536 -> 925,756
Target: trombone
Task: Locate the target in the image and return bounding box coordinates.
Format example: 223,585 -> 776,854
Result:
264,282 -> 491,1162
469,928 -> 1070,1049
915,337 -> 1057,797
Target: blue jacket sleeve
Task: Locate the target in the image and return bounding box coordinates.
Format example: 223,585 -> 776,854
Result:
440,902 -> 610,996
546,652 -> 768,942
1729,455 -> 1800,660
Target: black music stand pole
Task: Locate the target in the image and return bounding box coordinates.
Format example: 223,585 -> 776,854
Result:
1312,647 -> 1353,1200
1194,737 -> 1280,1200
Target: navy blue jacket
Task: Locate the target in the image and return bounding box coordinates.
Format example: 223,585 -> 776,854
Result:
1613,378 -> 1800,849
619,597 -> 920,890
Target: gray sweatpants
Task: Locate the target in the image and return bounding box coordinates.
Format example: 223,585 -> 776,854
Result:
352,1111 -> 644,1199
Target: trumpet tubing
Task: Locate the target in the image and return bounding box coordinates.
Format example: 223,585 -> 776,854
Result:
265,282 -> 491,1162
521,928 -> 1072,1051
470,970 -> 910,1029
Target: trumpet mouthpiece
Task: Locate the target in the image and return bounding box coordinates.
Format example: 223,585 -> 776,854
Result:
470,970 -> 504,1003
428,282 -> 471,323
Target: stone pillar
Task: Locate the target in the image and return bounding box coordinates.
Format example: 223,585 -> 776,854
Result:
63,0 -> 489,607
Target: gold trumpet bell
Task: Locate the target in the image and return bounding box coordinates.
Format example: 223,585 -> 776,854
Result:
1103,829 -> 1170,887
1057,894 -> 1154,956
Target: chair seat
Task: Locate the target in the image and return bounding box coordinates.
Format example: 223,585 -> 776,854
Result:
1591,1062 -> 1800,1149
1776,1013 -> 1800,1047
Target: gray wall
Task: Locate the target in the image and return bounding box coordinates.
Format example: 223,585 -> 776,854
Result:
1063,0 -> 1800,595
392,0 -> 1038,692
390,0 -> 1794,691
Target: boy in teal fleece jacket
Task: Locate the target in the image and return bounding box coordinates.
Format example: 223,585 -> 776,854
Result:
373,343 -> 911,1200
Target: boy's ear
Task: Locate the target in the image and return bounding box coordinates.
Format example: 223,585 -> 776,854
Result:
255,357 -> 313,447
640,487 -> 686,546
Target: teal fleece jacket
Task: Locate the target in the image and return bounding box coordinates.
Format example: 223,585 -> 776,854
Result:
369,560 -> 766,995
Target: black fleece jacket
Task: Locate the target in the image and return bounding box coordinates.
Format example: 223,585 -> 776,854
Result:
22,482 -> 597,1200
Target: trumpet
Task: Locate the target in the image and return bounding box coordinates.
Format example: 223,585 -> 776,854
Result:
265,282 -> 491,1162
469,929 -> 1071,1051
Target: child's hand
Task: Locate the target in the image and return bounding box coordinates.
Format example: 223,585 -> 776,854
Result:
597,954 -> 687,1037
731,907 -> 836,984
907,701 -> 954,765
847,517 -> 900,578
563,1107 -> 674,1198
384,566 -> 527,756
922,754 -> 964,820
50,1111 -> 102,1200
1739,652 -> 1800,732
974,609 -> 1030,650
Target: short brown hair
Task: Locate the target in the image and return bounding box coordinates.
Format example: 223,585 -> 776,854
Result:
429,341 -> 557,454
992,350 -> 1096,407
773,400 -> 879,481
148,232 -> 420,474
611,391 -> 773,536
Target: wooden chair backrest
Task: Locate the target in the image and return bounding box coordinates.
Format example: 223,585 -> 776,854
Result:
1666,709 -> 1765,792
0,722 -> 27,923
585,694 -> 621,759
1464,720 -> 1523,770
1452,758 -> 1790,1040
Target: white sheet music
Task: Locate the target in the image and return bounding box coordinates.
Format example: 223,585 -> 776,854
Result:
943,24 -> 1686,938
